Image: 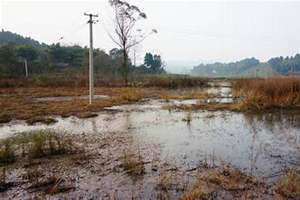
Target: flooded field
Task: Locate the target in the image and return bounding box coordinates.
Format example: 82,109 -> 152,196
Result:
0,82 -> 299,199
1,99 -> 299,177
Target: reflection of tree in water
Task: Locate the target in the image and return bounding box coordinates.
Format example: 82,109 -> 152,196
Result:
243,112 -> 300,175
244,111 -> 300,132
124,112 -> 132,131
243,113 -> 262,176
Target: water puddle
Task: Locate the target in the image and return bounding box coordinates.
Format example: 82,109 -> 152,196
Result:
0,99 -> 299,180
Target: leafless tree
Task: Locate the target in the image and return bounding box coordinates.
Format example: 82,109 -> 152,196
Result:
108,0 -> 157,84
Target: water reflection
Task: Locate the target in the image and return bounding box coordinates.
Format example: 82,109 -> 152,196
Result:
0,100 -> 299,179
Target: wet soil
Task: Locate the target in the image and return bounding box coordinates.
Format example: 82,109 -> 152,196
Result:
0,81 -> 299,199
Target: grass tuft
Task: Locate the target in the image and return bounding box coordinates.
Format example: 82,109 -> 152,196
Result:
0,139 -> 16,165
0,130 -> 75,165
121,150 -> 145,177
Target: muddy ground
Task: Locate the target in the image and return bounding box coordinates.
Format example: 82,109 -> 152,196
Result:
0,80 -> 299,199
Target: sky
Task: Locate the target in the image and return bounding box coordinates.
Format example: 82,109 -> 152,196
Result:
1,0 -> 300,72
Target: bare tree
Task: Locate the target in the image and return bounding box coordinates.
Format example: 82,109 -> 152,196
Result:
109,0 -> 157,85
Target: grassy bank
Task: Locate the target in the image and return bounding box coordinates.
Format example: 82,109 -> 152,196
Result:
233,77 -> 300,111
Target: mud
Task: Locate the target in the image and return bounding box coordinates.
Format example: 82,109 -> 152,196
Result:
0,81 -> 299,199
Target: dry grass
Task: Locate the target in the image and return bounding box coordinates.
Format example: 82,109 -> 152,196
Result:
133,75 -> 208,88
160,92 -> 211,102
0,87 -> 147,123
121,150 -> 145,177
182,166 -> 260,200
0,139 -> 16,165
26,117 -> 58,125
118,88 -> 145,102
157,172 -> 174,192
182,111 -> 193,124
276,170 -> 300,198
233,77 -> 300,111
163,103 -> 238,112
0,74 -> 208,88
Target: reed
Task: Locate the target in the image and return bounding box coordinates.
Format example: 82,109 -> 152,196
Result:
233,77 -> 300,110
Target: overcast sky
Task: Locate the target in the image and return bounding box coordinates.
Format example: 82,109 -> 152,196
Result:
1,0 -> 300,71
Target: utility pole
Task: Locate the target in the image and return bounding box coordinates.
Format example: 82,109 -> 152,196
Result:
24,59 -> 28,77
84,13 -> 98,104
133,49 -> 136,67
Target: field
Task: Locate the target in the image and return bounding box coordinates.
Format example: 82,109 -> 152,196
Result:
0,76 -> 299,199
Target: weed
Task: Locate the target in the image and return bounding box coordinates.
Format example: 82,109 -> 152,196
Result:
276,170 -> 300,198
121,150 -> 145,177
182,111 -> 192,124
0,138 -> 16,165
0,113 -> 12,124
182,166 -> 259,200
26,117 -> 58,125
119,88 -> 144,102
0,130 -> 75,162
157,172 -> 173,192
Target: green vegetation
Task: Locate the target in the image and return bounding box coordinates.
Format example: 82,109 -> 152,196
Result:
191,57 -> 261,77
0,30 -> 165,80
0,139 -> 16,165
191,55 -> 300,77
0,130 -> 75,165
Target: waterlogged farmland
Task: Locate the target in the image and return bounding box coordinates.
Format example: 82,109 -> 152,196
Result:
0,80 -> 299,199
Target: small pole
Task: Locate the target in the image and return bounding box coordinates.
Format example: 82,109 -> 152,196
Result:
133,49 -> 136,67
24,59 -> 28,77
84,13 -> 98,104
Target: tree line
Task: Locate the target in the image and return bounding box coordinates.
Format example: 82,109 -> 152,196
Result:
0,30 -> 165,78
191,55 -> 300,77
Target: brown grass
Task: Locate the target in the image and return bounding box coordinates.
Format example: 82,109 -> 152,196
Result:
0,74 -> 208,88
0,87 -> 147,123
276,170 -> 300,198
160,92 -> 211,102
26,117 -> 58,125
233,77 -> 300,111
163,103 -> 238,112
121,150 -> 145,177
182,166 -> 260,200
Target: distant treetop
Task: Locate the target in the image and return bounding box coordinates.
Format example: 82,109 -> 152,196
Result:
0,29 -> 47,48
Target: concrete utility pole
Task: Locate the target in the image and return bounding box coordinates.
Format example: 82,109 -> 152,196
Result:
24,59 -> 28,77
84,13 -> 98,104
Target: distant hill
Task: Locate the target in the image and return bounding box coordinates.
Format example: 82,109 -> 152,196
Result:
0,29 -> 47,47
239,63 -> 278,78
190,56 -> 298,77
